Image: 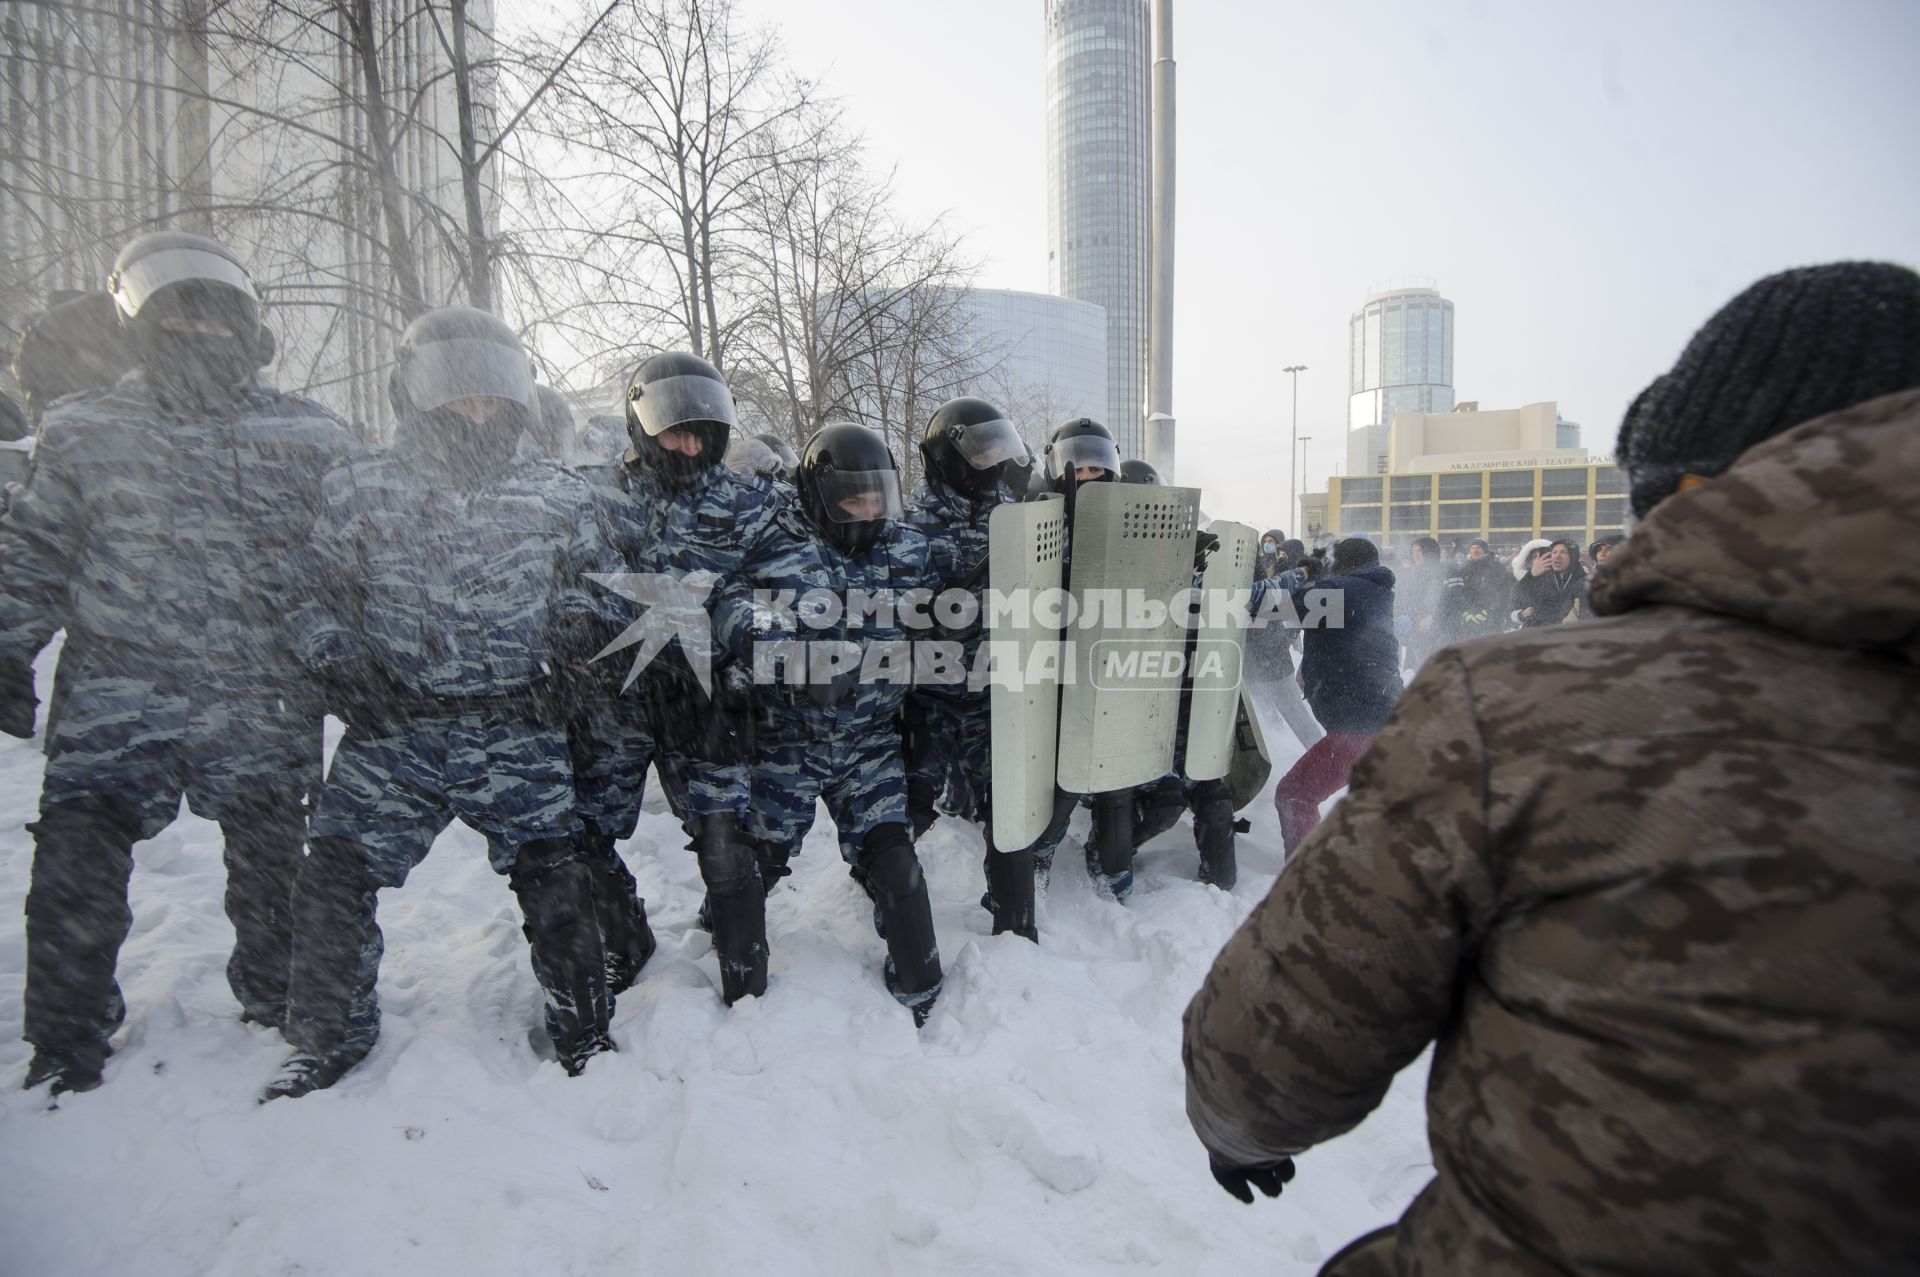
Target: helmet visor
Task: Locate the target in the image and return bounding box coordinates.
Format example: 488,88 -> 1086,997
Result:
1047,432 -> 1121,480
110,246 -> 256,319
630,372 -> 739,438
403,338 -> 534,412
952,417 -> 1029,470
812,468 -> 905,523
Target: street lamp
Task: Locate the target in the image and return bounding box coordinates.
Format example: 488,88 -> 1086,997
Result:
1283,364 -> 1307,536
1296,436 -> 1312,535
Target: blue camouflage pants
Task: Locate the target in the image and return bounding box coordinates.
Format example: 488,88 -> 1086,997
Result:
288,710 -> 578,1056
750,711 -> 910,865
567,690 -> 661,841
25,646 -> 319,1058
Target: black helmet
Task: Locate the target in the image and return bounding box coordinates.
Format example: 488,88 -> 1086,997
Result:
108,231 -> 258,329
388,305 -> 534,418
1118,458 -> 1162,485
625,352 -> 737,487
799,422 -> 904,554
12,292 -> 133,424
1044,417 -> 1119,521
922,396 -> 1030,501
108,232 -> 269,395
1043,417 -> 1121,485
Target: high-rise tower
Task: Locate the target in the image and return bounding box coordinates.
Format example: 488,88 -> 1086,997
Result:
1347,284 -> 1455,476
1045,0 -> 1151,459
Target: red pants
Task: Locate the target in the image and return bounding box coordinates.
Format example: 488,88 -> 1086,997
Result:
1274,731 -> 1377,856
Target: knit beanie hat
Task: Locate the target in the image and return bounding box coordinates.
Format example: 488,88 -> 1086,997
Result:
1616,261 -> 1920,518
1331,536 -> 1379,573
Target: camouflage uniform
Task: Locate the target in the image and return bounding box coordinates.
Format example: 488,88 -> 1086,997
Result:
902,476 -> 1014,830
0,373 -> 355,1068
576,453 -> 794,834
713,513 -> 945,1014
1183,393 -> 1920,1274
281,438 -> 618,1063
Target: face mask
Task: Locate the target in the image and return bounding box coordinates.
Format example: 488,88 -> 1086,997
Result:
137,326 -> 257,410
416,403 -> 526,487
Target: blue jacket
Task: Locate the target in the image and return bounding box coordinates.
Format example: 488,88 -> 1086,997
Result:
1290,562 -> 1404,733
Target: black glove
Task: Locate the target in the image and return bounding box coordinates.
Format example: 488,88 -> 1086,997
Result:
0,658 -> 37,739
1209,1155 -> 1295,1204
1193,530 -> 1221,571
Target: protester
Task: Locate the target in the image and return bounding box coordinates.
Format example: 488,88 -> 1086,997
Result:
1511,538 -> 1587,626
1185,260 -> 1920,1275
1270,537 -> 1402,856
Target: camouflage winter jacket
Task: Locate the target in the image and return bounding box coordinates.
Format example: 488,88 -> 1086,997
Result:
287,436 -> 615,699
0,371 -> 357,693
1183,389 -> 1920,1275
905,475 -> 1022,685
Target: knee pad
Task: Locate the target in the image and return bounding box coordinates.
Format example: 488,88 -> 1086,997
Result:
695,815 -> 760,896
858,824 -> 922,900
508,836 -> 579,889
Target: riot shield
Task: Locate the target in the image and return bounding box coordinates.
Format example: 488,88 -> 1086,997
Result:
1183,520 -> 1257,781
1224,684 -> 1274,811
1056,481 -> 1201,795
988,494 -> 1067,850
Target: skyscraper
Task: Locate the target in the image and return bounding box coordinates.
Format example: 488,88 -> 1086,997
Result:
1045,0 -> 1151,459
1347,284 -> 1456,476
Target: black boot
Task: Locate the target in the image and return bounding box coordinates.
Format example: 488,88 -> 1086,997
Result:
696,815 -> 768,1004
1131,776 -> 1188,847
906,778 -> 940,840
261,1043 -> 371,1103
577,829 -> 655,995
982,844 -> 1038,943
511,838 -> 615,1075
860,825 -> 942,1024
1088,790 -> 1136,901
25,1048 -> 105,1097
1190,779 -> 1238,891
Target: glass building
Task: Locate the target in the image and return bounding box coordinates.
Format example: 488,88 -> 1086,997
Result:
1327,462 -> 1630,556
953,289 -> 1108,452
1347,285 -> 1456,477
1045,0 -> 1151,459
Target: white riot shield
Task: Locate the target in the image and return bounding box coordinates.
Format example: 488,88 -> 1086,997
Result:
988,494 -> 1067,850
1056,481 -> 1201,794
1225,683 -> 1274,811
1183,520 -> 1257,781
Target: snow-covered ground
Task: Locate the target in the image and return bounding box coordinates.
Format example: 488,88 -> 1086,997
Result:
0,647 -> 1431,1276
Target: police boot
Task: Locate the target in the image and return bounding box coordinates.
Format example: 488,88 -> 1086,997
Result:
906,778 -> 940,840
1087,790 -> 1136,902
860,825 -> 942,1026
577,829 -> 655,995
1190,779 -> 1239,892
982,844 -> 1038,943
1131,776 -> 1188,847
269,838 -> 384,1102
25,1048 -> 105,1098
696,815 -> 768,1005
510,838 -> 615,1075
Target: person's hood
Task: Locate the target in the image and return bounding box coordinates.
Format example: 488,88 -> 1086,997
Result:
1511,538 -> 1552,581
1592,388 -> 1920,665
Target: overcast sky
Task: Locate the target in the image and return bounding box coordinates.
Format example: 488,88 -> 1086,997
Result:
729,0 -> 1919,529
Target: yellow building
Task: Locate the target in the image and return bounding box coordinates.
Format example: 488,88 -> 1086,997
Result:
1327,461 -> 1629,554
1322,399 -> 1628,553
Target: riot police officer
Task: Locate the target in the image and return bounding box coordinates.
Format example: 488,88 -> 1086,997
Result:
0,232 -> 356,1096
903,396 -> 1037,940
713,423 -> 945,1020
576,352 -> 795,1006
267,306 -> 621,1099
